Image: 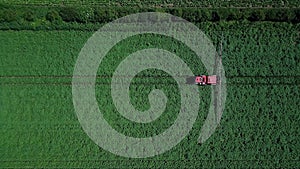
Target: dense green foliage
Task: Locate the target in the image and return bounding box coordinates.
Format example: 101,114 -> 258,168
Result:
0,4 -> 300,31
0,1 -> 299,168
0,21 -> 299,168
1,0 -> 300,8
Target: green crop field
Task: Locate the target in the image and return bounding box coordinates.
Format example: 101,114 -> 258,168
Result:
0,2 -> 300,168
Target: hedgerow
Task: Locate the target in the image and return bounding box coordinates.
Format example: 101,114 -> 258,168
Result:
0,4 -> 300,30
46,10 -> 61,22
2,0 -> 300,8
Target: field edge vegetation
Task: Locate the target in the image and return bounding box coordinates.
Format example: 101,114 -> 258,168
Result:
0,4 -> 300,31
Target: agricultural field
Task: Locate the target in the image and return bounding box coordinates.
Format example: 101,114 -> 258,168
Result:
0,1 -> 300,168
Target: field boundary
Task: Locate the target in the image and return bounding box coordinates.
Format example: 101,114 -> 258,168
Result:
0,4 -> 299,31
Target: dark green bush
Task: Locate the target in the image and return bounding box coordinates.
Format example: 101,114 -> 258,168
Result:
76,7 -> 95,23
46,10 -> 61,22
248,9 -> 266,21
59,7 -> 79,22
197,10 -> 211,22
265,9 -> 277,21
167,8 -> 184,22
23,11 -> 34,22
218,9 -> 244,21
93,8 -> 106,23
227,9 -> 241,21
0,9 -> 17,22
275,10 -> 289,22
211,11 -> 220,22
167,8 -> 183,17
218,9 -> 230,21
5,21 -> 21,30
265,9 -> 289,22
117,8 -> 132,18
0,10 -> 4,22
102,8 -> 118,22
181,8 -> 198,22
291,9 -> 300,23
93,8 -> 117,23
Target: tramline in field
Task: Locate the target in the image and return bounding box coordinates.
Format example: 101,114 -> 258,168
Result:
186,38 -> 223,86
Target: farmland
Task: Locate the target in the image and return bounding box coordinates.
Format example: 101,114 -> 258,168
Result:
0,1 -> 300,168
1,21 -> 299,167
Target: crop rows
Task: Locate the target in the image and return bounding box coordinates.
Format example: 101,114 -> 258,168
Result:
0,15 -> 299,169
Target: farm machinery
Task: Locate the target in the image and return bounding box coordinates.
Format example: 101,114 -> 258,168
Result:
185,38 -> 226,144
185,75 -> 218,85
